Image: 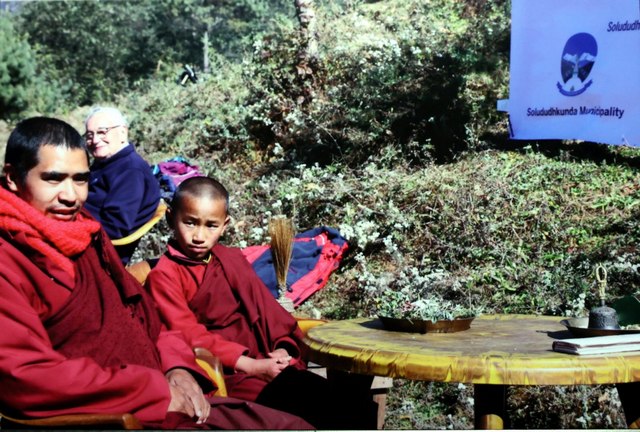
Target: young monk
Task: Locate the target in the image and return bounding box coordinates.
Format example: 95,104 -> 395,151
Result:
147,176 -> 377,429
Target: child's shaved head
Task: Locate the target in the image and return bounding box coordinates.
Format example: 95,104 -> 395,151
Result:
171,176 -> 229,213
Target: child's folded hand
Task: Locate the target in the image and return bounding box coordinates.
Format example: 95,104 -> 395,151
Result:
235,355 -> 291,381
255,357 -> 290,381
268,348 -> 291,360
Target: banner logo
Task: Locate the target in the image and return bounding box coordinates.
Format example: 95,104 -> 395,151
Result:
557,33 -> 598,96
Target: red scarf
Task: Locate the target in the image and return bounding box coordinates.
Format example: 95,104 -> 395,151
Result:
0,185 -> 101,278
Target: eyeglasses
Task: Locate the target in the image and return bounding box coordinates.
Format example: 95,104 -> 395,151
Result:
84,125 -> 122,141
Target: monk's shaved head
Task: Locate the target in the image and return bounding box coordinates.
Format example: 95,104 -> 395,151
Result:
170,176 -> 229,214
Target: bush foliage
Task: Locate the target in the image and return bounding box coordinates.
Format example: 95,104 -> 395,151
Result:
0,13 -> 35,118
126,0 -> 510,165
13,0 -> 295,107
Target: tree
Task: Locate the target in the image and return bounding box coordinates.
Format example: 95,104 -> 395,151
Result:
16,0 -> 296,106
0,12 -> 36,119
292,0 -> 319,106
17,1 -> 163,105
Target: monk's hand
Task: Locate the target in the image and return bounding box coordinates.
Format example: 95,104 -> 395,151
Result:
166,368 -> 210,424
235,356 -> 290,381
268,348 -> 291,361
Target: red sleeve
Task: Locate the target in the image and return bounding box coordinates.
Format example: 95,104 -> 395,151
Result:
147,257 -> 249,369
156,327 -> 217,393
0,273 -> 171,423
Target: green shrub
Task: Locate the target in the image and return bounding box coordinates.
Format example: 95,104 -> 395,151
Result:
0,13 -> 35,119
15,0 -> 297,106
198,145 -> 640,323
0,12 -> 66,120
122,54 -> 252,162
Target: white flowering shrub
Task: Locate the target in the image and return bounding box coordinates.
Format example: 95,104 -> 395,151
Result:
362,265 -> 480,321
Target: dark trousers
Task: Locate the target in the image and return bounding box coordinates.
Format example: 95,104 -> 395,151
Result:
256,366 -> 378,430
617,382 -> 640,427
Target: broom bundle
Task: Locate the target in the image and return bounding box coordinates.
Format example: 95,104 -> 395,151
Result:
269,217 -> 295,312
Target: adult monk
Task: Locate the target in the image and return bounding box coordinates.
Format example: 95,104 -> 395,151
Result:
0,116 -> 311,430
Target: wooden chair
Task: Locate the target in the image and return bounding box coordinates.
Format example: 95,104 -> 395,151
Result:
111,201 -> 167,247
0,412 -> 142,430
126,259 -> 153,285
194,347 -> 227,397
111,200 -> 167,264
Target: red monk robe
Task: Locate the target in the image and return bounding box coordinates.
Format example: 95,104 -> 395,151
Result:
148,242 -> 378,429
148,243 -> 307,400
0,185 -> 311,430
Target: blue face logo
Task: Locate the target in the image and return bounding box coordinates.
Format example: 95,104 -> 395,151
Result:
557,32 -> 598,96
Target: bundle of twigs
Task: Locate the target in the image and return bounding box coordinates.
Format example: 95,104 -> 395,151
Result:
269,217 -> 295,312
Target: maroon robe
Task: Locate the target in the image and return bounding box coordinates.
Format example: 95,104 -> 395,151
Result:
188,244 -> 306,400
182,244 -> 377,429
47,236 -> 163,371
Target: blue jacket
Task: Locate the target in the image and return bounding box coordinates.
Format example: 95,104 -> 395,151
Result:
85,144 -> 161,239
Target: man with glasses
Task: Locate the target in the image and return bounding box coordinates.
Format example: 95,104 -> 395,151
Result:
84,106 -> 161,264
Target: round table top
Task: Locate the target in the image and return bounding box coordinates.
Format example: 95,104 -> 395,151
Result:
303,314 -> 640,385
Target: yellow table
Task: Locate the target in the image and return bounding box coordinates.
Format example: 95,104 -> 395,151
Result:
303,314 -> 640,429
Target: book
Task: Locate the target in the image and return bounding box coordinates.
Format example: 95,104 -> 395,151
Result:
552,333 -> 640,355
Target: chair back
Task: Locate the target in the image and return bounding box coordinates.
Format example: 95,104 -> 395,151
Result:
112,200 -> 167,246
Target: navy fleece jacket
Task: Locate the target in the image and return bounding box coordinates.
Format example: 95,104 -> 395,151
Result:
85,144 -> 161,239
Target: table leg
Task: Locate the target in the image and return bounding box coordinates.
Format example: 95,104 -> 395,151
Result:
474,384 -> 507,430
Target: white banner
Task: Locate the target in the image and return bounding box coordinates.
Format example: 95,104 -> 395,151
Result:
508,0 -> 640,146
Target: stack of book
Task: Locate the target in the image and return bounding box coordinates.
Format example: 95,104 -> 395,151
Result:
553,333 -> 640,355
